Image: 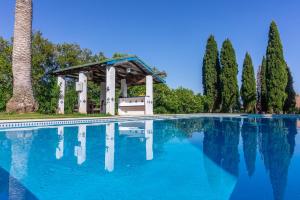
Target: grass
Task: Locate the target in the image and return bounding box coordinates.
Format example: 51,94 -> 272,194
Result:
0,113 -> 109,120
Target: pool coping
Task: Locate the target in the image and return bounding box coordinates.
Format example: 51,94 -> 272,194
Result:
0,113 -> 299,129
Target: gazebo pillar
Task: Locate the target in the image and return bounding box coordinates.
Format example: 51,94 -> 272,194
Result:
120,79 -> 127,97
57,76 -> 65,114
100,82 -> 106,114
78,72 -> 88,114
145,75 -> 153,115
106,66 -> 116,115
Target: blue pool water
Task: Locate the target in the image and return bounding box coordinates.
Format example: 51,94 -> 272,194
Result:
0,117 -> 300,200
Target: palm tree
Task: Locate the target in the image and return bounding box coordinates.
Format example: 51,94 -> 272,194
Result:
6,0 -> 38,113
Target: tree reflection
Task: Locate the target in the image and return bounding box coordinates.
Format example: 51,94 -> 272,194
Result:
241,118 -> 257,177
221,118 -> 240,177
5,130 -> 37,200
260,118 -> 297,200
203,118 -> 240,177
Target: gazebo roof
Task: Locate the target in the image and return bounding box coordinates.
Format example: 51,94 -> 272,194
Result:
53,56 -> 165,86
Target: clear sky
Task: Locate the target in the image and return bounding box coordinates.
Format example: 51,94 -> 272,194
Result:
1,0 -> 299,93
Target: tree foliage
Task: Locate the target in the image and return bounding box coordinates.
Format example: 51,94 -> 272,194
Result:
266,21 -> 288,113
283,66 -> 296,113
0,32 -> 108,113
0,38 -> 12,111
258,57 -> 268,112
202,35 -> 221,112
0,32 -> 205,114
220,39 -> 239,112
128,84 -> 205,114
241,53 -> 256,113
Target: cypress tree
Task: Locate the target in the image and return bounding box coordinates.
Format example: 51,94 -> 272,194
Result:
202,35 -> 221,112
241,53 -> 256,113
220,39 -> 239,112
283,66 -> 296,112
266,21 -> 288,113
259,57 -> 268,112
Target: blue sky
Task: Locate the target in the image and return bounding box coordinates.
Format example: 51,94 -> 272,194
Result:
1,0 -> 299,93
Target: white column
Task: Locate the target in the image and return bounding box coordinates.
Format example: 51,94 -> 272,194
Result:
120,79 -> 127,98
105,123 -> 115,172
57,76 -> 65,114
106,66 -> 116,115
74,125 -> 86,165
145,120 -> 153,160
56,126 -> 64,160
145,75 -> 153,115
78,72 -> 88,114
100,82 -> 106,114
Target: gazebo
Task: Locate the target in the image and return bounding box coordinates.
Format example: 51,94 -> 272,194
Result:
53,56 -> 165,116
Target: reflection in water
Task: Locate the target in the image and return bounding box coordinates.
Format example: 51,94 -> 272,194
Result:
105,123 -> 115,172
222,119 -> 240,177
259,118 -> 297,200
285,119 -> 297,156
145,120 -> 153,161
106,120 -> 154,172
201,118 -> 241,199
74,125 -> 86,165
241,118 -> 257,177
0,118 -> 298,200
6,131 -> 34,200
201,117 -> 298,200
56,126 -> 64,160
202,119 -> 227,196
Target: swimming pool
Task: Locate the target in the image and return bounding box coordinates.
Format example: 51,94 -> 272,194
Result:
0,116 -> 299,200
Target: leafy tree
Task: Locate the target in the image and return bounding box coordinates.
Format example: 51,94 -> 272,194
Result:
241,53 -> 256,113
266,21 -> 288,113
112,53 -> 129,59
174,87 -> 204,114
94,52 -> 107,62
0,38 -> 12,111
283,66 -> 296,113
128,84 -> 205,114
154,84 -> 179,114
202,35 -> 221,112
220,39 -> 240,112
32,32 -> 59,113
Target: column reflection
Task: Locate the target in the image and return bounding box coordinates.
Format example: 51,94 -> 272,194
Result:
145,120 -> 153,161
74,125 -> 86,165
56,126 -> 64,160
105,123 -> 115,172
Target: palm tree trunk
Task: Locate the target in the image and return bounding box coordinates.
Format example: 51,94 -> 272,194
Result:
6,0 -> 38,113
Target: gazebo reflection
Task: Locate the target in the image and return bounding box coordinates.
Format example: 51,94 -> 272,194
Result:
53,120 -> 154,172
